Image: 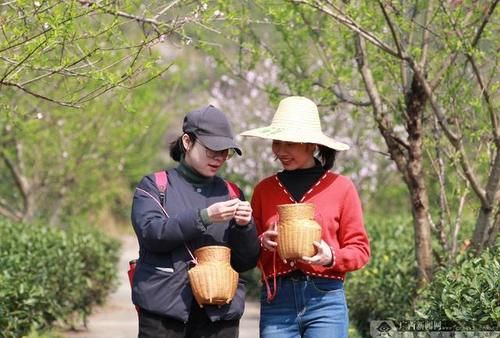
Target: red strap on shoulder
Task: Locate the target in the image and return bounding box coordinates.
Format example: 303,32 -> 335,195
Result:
154,171 -> 168,193
224,180 -> 240,199
155,172 -> 235,199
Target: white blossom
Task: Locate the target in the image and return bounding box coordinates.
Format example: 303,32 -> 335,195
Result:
213,10 -> 224,18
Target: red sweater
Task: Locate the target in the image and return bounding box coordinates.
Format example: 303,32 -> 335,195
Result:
251,171 -> 370,281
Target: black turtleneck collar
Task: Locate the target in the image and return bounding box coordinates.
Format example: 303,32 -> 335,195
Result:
277,158 -> 326,202
176,157 -> 213,187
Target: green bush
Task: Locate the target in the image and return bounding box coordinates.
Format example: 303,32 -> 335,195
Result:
415,243 -> 499,330
241,268 -> 262,300
346,215 -> 417,337
0,219 -> 120,338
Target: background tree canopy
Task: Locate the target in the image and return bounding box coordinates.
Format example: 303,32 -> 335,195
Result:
190,0 -> 499,283
1,1 -> 498,336
0,0 -> 211,225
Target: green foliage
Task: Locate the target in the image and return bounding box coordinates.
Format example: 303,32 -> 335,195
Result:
346,215 -> 416,337
362,171 -> 410,217
193,0 -> 499,271
0,79 -> 172,224
23,329 -> 62,338
0,1 -> 208,226
0,218 -> 120,338
0,1 -> 170,106
240,268 -> 261,300
415,243 -> 500,329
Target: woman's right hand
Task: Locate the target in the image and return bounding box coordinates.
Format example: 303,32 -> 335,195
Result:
260,224 -> 278,251
206,199 -> 240,223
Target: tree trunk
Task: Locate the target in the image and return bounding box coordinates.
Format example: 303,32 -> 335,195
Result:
472,147 -> 500,252
406,75 -> 433,285
354,34 -> 433,285
408,179 -> 433,285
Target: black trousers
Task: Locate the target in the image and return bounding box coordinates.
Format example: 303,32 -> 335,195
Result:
138,302 -> 240,338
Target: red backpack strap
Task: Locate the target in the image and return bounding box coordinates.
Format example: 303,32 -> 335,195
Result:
224,180 -> 241,199
154,171 -> 168,205
151,171 -> 196,263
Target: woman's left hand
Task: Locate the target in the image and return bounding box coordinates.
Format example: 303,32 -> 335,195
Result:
300,240 -> 333,266
234,201 -> 252,226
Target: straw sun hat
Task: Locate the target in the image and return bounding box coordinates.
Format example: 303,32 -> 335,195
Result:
240,96 -> 349,151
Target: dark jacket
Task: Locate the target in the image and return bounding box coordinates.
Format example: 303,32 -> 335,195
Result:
131,168 -> 260,323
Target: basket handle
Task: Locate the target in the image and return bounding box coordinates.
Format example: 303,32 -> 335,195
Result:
136,187 -> 197,265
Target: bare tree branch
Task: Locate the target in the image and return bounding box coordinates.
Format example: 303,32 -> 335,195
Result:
78,0 -> 191,33
399,3 -> 420,92
354,34 -> 409,177
431,0 -> 497,89
19,48 -> 98,86
407,58 -> 487,206
441,0 -> 499,144
1,81 -> 79,107
297,9 -> 373,107
486,208 -> 499,247
0,201 -> 22,221
0,1 -> 200,105
1,37 -> 47,83
1,148 -> 29,215
154,0 -> 182,20
291,0 -> 402,58
451,187 -> 469,258
377,0 -> 404,57
419,0 -> 434,68
0,6 -> 94,54
426,117 -> 452,253
471,0 -> 499,47
125,63 -> 173,90
312,82 -> 372,107
468,56 -> 498,143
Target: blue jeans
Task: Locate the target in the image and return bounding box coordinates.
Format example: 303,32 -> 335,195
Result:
260,275 -> 348,338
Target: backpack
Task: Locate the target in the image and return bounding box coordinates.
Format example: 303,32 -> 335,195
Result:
127,170 -> 241,311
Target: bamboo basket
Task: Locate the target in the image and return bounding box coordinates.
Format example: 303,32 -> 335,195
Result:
188,246 -> 238,307
277,203 -> 322,260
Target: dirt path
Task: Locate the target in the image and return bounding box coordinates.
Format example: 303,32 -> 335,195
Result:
65,235 -> 259,338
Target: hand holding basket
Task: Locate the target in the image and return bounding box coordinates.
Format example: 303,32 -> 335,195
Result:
277,203 -> 322,260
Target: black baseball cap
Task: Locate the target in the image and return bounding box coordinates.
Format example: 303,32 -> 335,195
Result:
183,105 -> 242,155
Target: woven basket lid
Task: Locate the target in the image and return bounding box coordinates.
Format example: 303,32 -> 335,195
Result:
194,245 -> 231,264
277,203 -> 315,220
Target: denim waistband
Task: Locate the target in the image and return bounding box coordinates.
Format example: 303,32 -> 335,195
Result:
282,270 -> 310,280
278,270 -> 343,283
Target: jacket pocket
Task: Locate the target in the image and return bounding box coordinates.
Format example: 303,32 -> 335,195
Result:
132,261 -> 192,322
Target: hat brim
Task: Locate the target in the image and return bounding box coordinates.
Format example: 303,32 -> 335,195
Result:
240,126 -> 350,151
197,134 -> 242,155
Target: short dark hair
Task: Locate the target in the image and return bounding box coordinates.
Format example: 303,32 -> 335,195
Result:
169,133 -> 196,162
317,145 -> 337,170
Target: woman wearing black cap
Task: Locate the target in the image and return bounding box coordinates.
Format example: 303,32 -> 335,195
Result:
131,105 -> 260,338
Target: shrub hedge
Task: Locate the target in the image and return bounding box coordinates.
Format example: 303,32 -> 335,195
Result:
415,242 -> 499,330
347,214 -> 499,337
0,219 -> 120,338
346,215 -> 417,337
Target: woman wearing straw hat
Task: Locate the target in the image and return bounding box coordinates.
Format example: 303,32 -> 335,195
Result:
240,96 -> 370,338
131,105 -> 260,338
